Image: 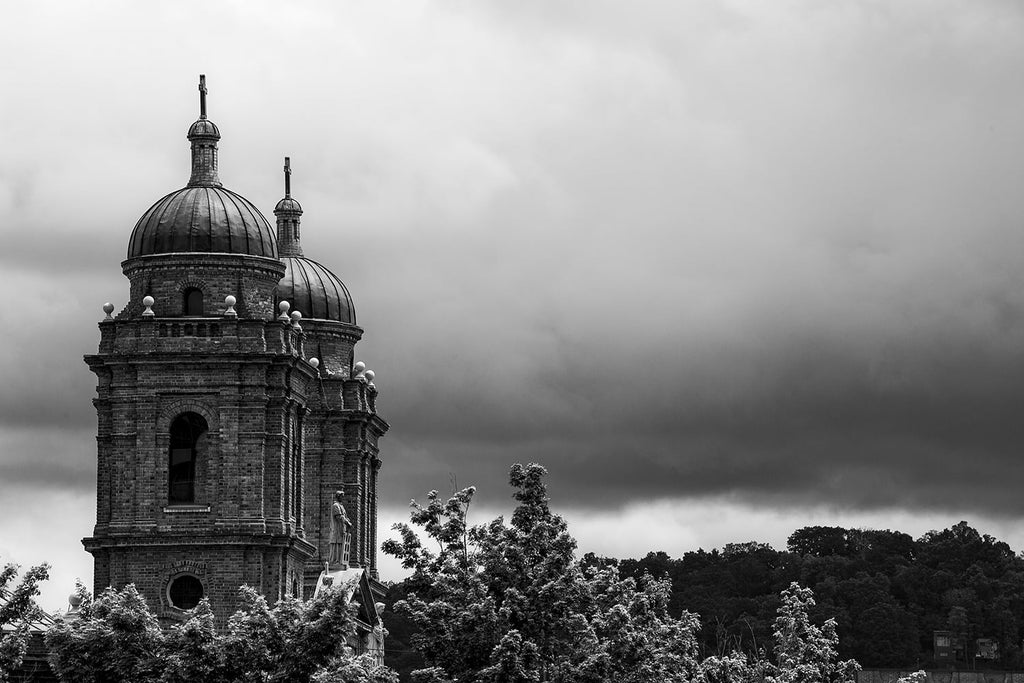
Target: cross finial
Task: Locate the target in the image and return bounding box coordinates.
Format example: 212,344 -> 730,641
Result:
199,74 -> 207,119
284,156 -> 291,197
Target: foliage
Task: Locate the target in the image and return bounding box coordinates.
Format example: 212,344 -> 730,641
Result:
378,583 -> 425,677
767,583 -> 858,683
896,672 -> 927,683
45,581 -> 397,683
46,583 -> 163,682
385,461 -> 1024,676
313,654 -> 400,683
694,582 -> 858,683
615,519 -> 1024,669
384,463 -> 705,683
0,560 -> 49,682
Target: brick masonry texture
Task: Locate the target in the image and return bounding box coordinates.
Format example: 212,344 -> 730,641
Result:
85,250 -> 388,625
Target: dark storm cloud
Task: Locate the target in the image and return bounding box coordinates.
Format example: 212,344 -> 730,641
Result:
377,312 -> 1024,515
4,0 -> 1024,530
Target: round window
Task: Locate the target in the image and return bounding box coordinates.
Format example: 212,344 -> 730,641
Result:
168,575 -> 204,610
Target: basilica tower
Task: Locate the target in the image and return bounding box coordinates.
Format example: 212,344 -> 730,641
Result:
83,77 -> 387,625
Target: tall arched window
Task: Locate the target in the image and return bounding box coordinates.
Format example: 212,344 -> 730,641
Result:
168,412 -> 208,504
183,287 -> 204,316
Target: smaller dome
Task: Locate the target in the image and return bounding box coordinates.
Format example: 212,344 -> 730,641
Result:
274,197 -> 303,214
279,257 -> 355,324
188,118 -> 220,139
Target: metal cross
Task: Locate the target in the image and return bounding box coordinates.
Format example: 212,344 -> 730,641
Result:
199,75 -> 207,119
284,157 -> 292,197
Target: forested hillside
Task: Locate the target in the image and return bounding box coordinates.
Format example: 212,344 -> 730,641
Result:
613,521 -> 1024,669
385,520 -> 1024,676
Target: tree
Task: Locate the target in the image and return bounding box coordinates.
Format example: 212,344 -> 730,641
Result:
159,598 -> 228,683
384,463 -> 707,683
768,583 -> 859,683
46,582 -> 397,683
0,560 -> 50,682
385,462 -> 704,679
788,527 -> 852,558
46,583 -> 163,682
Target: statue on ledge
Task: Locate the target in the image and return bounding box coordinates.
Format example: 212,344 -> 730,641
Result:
328,490 -> 351,569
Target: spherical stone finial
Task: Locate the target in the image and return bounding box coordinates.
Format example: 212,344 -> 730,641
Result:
353,360 -> 366,379
309,357 -> 320,369
290,310 -> 302,331
69,593 -> 83,609
224,295 -> 237,318
364,369 -> 375,388
278,300 -> 291,322
142,295 -> 155,317
102,302 -> 115,321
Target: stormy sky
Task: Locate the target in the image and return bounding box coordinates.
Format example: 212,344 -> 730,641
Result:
4,1 -> 1024,608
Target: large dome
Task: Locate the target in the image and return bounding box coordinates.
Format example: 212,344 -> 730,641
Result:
127,186 -> 278,259
278,256 -> 356,324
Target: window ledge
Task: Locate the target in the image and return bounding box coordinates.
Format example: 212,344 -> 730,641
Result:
163,505 -> 211,514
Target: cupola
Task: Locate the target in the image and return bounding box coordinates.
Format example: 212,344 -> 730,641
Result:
126,75 -> 278,260
274,158 -> 356,324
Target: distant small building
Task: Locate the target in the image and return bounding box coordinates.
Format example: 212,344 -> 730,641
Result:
976,638 -> 999,661
933,630 -> 954,663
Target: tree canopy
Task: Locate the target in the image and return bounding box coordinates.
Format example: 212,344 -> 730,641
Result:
384,464 -> 703,682
45,582 -> 397,683
611,519 -> 1024,669
384,463 -> 861,683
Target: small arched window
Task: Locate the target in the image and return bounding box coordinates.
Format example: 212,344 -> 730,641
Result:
168,412 -> 208,504
183,287 -> 204,316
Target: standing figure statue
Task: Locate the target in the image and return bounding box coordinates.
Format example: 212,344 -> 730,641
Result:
328,490 -> 351,569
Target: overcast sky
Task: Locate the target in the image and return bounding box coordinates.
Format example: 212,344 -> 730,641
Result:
3,0 -> 1024,610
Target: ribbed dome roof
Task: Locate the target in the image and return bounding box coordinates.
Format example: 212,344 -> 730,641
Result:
274,196 -> 303,213
187,118 -> 220,138
279,256 -> 356,324
127,186 -> 278,259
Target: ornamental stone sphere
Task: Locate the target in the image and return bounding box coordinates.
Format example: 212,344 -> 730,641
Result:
225,295 -> 236,306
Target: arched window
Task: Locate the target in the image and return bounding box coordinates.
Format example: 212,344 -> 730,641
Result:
183,287 -> 204,316
168,412 -> 207,504
168,575 -> 204,610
